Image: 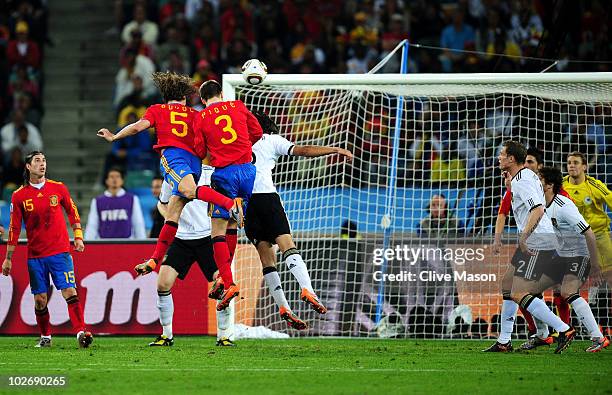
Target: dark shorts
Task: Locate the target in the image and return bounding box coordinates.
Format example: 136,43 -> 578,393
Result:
245,193 -> 291,246
559,255 -> 591,283
162,237 -> 217,281
511,249 -> 561,282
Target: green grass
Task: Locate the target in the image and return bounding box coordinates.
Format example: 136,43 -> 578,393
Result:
0,337 -> 610,395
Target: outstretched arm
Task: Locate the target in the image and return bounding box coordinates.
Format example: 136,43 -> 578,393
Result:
97,119 -> 151,143
292,145 -> 353,161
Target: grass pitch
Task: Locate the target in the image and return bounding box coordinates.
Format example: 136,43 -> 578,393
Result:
0,337 -> 610,395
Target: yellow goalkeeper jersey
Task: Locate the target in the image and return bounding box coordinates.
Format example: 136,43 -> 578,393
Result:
562,175 -> 612,234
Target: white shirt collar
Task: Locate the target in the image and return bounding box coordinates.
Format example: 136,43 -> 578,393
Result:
29,180 -> 45,189
104,188 -> 126,197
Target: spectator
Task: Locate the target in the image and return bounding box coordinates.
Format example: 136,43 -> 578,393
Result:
1,110 -> 42,154
8,64 -> 39,99
11,124 -> 41,156
120,30 -> 155,65
149,175 -> 164,238
114,48 -> 155,107
160,50 -> 189,74
104,112 -> 154,174
121,4 -> 159,46
193,24 -> 219,64
116,75 -> 151,124
2,147 -> 24,189
157,26 -> 190,64
510,1 -> 543,58
419,194 -> 463,237
439,9 -> 476,72
192,59 -> 219,86
85,168 -> 146,240
6,20 -> 40,69
346,44 -> 371,74
11,92 -> 42,127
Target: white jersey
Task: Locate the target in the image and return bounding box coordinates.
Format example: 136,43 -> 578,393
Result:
160,165 -> 213,240
545,194 -> 590,257
510,168 -> 557,250
251,134 -> 294,194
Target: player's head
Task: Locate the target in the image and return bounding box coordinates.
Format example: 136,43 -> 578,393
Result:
428,194 -> 447,219
567,151 -> 587,178
498,140 -> 526,171
199,80 -> 222,105
24,151 -> 46,183
525,146 -> 543,173
252,109 -> 279,134
105,167 -> 125,191
539,166 -> 563,195
151,71 -> 195,103
151,175 -> 164,198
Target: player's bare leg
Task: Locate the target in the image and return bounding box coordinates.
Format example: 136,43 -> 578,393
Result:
277,234 -> 326,314
61,287 -> 92,348
150,265 -> 178,346
512,275 -> 575,353
136,195 -> 187,275
33,293 -> 51,347
258,241 -> 307,330
212,218 -> 239,311
561,274 -> 609,352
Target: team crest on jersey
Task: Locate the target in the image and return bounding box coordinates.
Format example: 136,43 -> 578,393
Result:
49,195 -> 58,206
584,196 -> 592,205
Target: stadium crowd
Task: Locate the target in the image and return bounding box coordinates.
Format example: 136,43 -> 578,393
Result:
0,0 -> 48,200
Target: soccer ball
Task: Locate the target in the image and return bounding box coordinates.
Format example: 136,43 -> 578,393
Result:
241,59 -> 268,85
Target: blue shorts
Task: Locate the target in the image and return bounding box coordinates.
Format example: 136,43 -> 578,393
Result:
28,252 -> 76,295
210,163 -> 256,219
160,147 -> 202,197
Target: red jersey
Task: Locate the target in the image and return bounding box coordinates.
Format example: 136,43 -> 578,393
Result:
498,187 -> 571,216
194,100 -> 262,167
141,103 -> 204,158
8,180 -> 81,258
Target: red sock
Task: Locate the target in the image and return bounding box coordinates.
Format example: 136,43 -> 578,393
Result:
35,307 -> 51,336
66,295 -> 85,333
196,186 -> 233,210
152,221 -> 178,262
554,293 -> 571,324
519,305 -> 537,335
226,229 -> 238,260
213,236 -> 234,285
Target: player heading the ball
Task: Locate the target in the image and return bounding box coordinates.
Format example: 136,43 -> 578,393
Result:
194,80 -> 263,311
97,71 -> 242,276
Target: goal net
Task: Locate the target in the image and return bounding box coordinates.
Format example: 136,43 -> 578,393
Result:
224,73 -> 612,339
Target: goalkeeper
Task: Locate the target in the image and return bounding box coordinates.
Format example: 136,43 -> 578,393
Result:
563,152 -> 612,287
150,164 -> 235,347
210,110 -> 351,329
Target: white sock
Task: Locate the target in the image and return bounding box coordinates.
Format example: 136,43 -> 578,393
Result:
216,299 -> 234,341
498,299 -> 518,344
570,295 -> 603,339
263,267 -> 290,309
525,296 -> 570,333
284,249 -> 314,293
42,335 -> 51,339
534,317 -> 549,339
157,291 -> 174,339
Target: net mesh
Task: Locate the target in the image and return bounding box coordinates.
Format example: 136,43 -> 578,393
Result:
231,80 -> 612,339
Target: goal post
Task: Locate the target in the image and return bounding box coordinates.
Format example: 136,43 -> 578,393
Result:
224,72 -> 612,339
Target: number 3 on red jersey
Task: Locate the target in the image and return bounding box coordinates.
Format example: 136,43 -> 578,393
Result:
215,115 -> 237,144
